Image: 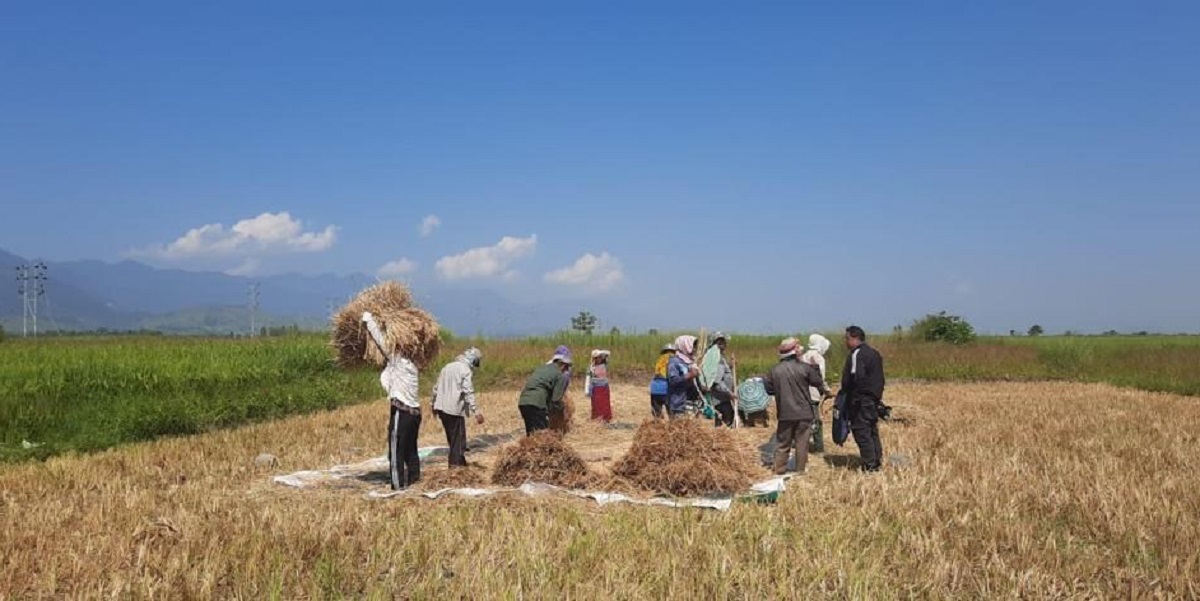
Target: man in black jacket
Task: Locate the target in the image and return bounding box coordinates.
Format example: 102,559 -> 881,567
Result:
841,326 -> 886,472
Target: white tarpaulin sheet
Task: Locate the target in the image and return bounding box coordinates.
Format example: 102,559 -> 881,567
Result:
273,447 -> 788,512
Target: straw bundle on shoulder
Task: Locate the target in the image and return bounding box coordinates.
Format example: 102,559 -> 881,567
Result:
490,431 -> 592,489
330,281 -> 441,369
611,419 -> 759,496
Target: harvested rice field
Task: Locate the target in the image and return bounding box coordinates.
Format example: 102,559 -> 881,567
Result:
2,382 -> 1199,598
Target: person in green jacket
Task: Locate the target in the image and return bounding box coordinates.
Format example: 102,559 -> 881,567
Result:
518,354 -> 573,435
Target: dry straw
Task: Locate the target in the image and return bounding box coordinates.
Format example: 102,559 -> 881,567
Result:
491,431 -> 593,489
612,419 -> 759,496
330,281 -> 441,369
417,465 -> 488,491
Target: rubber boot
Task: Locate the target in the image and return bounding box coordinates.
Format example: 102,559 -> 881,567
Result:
810,419 -> 825,454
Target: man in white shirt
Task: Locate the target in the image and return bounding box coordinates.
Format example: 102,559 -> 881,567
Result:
362,311 -> 421,490
432,347 -> 484,467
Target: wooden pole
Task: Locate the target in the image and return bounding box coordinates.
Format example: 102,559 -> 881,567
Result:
731,352 -> 741,428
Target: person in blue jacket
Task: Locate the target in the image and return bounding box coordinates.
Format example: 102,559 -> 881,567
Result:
666,335 -> 701,419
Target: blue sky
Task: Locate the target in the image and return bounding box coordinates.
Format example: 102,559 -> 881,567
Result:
2,1 -> 1197,334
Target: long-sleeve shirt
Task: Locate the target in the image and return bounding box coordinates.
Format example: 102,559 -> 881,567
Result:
431,357 -> 478,417
710,357 -> 735,404
518,364 -> 569,410
363,314 -> 419,410
800,350 -> 828,406
762,356 -> 830,422
841,343 -> 885,405
666,355 -> 693,413
584,364 -> 609,397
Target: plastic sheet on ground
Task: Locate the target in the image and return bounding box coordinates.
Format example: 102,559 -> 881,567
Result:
273,447 -> 788,512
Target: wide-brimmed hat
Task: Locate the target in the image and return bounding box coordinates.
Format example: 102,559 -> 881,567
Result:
591,349 -> 611,359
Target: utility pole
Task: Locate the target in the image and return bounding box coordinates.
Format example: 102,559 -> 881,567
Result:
248,282 -> 261,337
14,262 -> 47,337
325,296 -> 338,321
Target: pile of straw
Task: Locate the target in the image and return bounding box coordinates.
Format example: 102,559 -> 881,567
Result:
490,431 -> 592,489
611,419 -> 759,496
416,465 -> 488,491
330,281 -> 441,369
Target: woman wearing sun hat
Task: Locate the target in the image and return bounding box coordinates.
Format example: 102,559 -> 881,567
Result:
585,349 -> 613,422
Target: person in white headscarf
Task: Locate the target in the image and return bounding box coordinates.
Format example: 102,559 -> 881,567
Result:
800,334 -> 833,453
432,347 -> 484,467
666,335 -> 701,418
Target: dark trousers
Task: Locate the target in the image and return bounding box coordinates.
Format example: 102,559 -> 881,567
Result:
741,409 -> 769,427
774,419 -> 813,474
388,405 -> 422,490
437,410 -> 467,467
519,405 -> 549,435
650,394 -> 668,418
848,398 -> 883,471
713,401 -> 735,427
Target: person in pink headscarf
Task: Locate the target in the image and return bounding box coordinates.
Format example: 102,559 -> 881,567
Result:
666,335 -> 701,418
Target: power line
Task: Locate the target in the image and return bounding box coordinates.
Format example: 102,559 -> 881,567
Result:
14,262 -> 47,337
248,281 -> 261,337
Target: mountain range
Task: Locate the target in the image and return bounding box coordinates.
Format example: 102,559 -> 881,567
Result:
0,249 -> 632,336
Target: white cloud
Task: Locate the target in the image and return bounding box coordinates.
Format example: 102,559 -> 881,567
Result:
131,212 -> 338,260
420,215 -> 441,237
435,235 -> 537,280
378,258 -> 418,277
544,252 -> 625,292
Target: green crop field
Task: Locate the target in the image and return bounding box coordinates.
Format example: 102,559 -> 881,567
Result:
0,335 -> 379,462
3,332 -> 1199,462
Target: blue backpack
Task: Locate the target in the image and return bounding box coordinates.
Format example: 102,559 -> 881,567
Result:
832,391 -> 851,446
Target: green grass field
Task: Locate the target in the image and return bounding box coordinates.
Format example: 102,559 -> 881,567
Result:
3,332 -> 1198,462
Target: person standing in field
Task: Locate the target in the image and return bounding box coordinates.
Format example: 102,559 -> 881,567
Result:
841,325 -> 886,472
707,332 -> 738,427
548,345 -> 574,432
585,349 -> 613,423
431,347 -> 484,468
800,333 -> 832,453
518,353 -> 572,435
649,344 -> 674,418
762,337 -> 832,475
666,335 -> 701,419
361,311 -> 422,490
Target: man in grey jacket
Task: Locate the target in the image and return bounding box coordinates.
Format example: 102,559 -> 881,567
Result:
762,337 -> 833,475
432,347 -> 483,467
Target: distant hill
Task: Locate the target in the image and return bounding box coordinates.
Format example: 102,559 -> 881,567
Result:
0,249 -> 634,336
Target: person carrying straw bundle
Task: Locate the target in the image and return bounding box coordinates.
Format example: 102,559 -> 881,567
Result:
361,311 -> 422,490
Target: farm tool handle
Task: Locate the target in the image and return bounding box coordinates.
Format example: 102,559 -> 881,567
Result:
731,352 -> 741,428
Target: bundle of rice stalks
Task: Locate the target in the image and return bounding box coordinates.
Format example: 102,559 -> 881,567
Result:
611,419 -> 759,496
549,393 -> 575,434
490,431 -> 592,489
416,465 -> 488,491
330,281 -> 441,369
